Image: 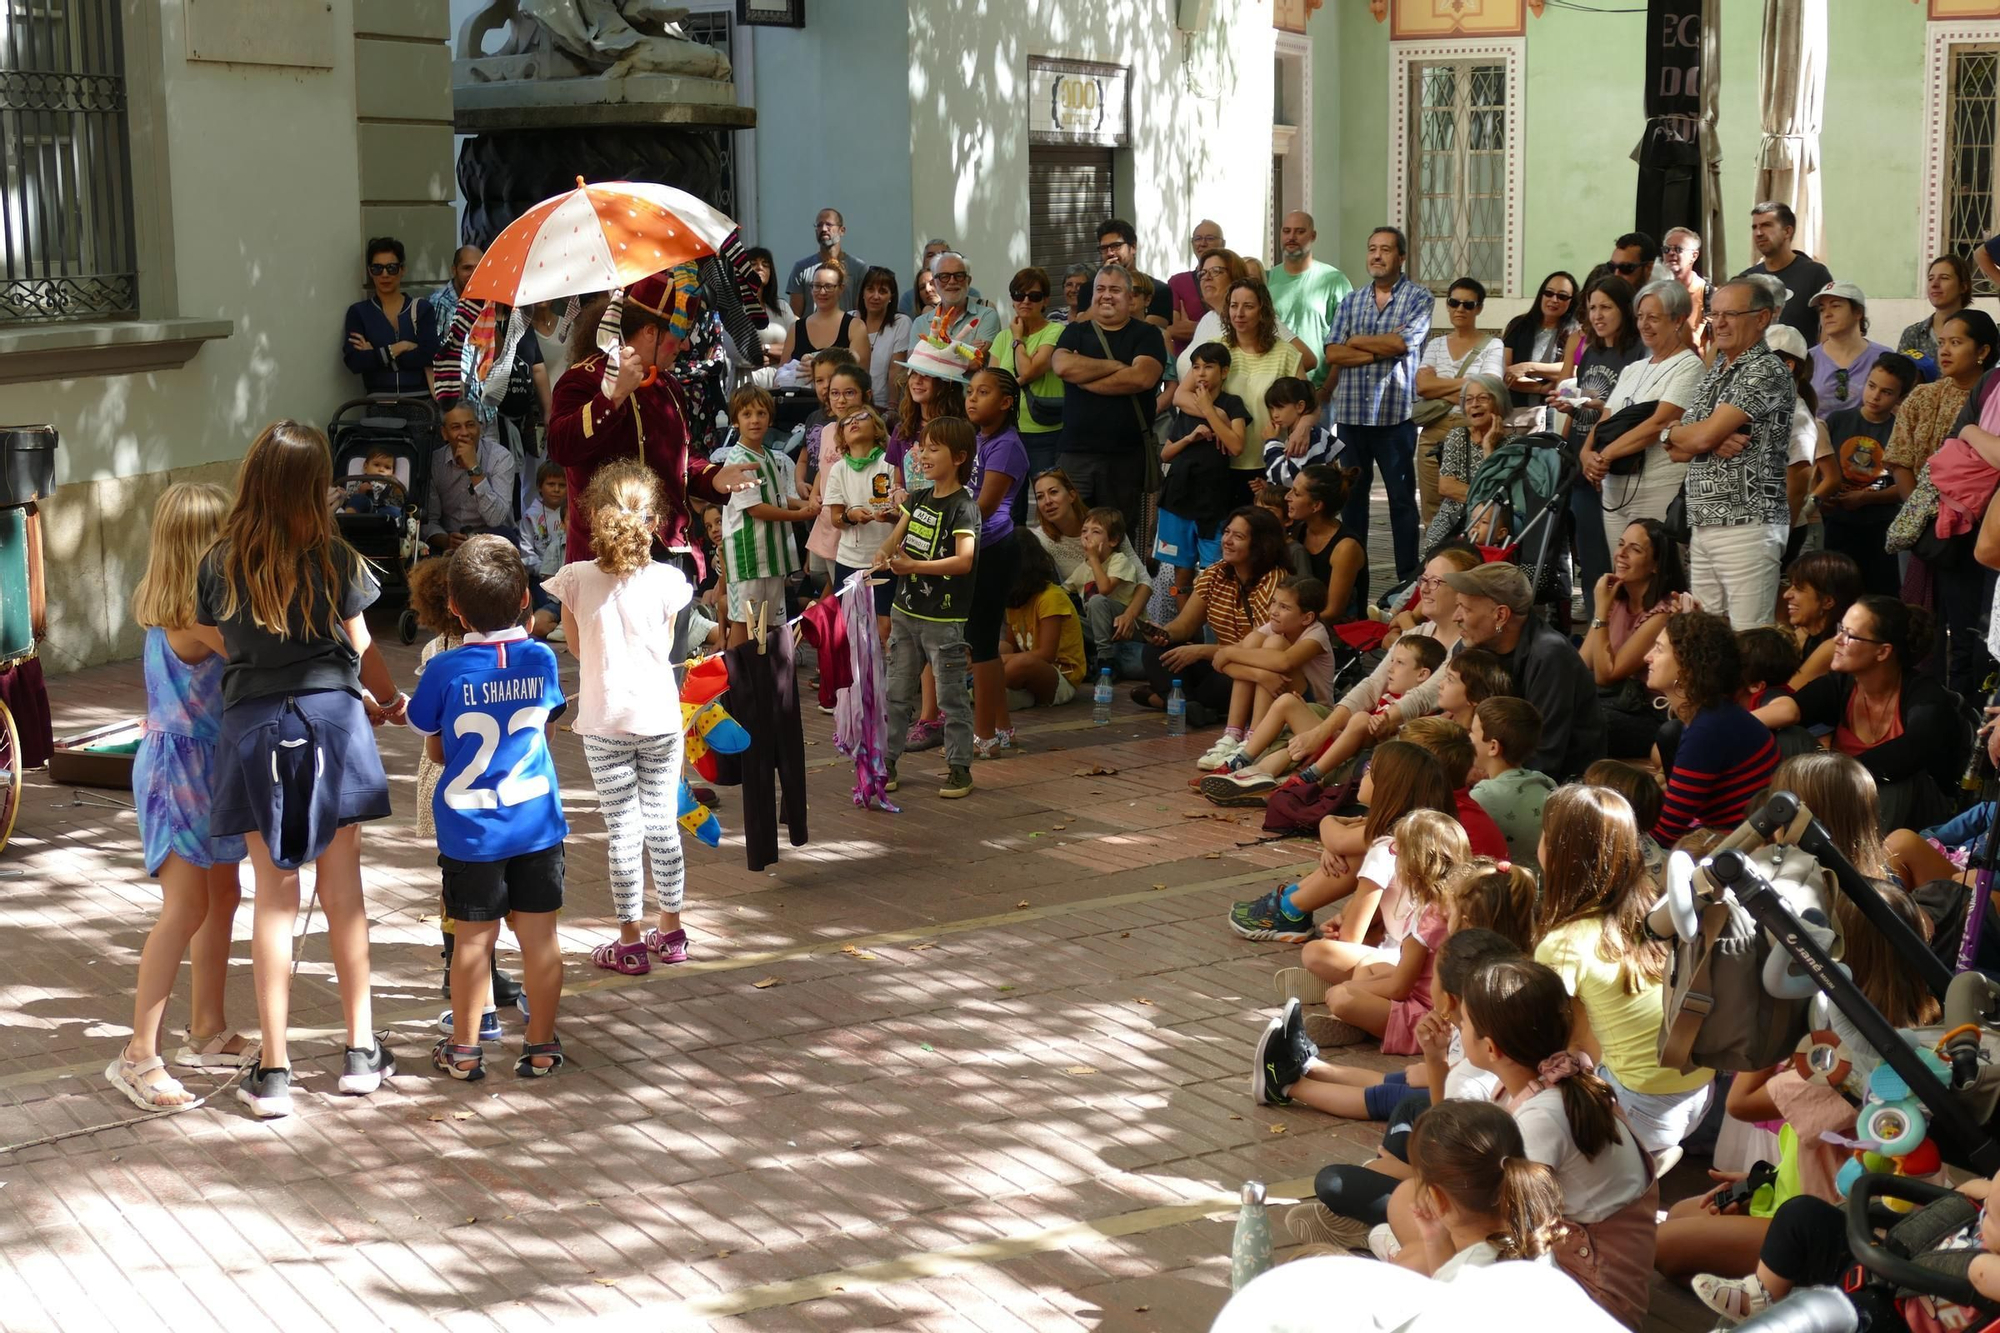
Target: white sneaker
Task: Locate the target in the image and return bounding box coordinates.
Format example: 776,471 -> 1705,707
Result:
1197,737 -> 1243,768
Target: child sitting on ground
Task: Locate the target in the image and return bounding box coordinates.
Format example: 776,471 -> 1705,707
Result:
1280,925 -> 1524,1250
1201,634 -> 1444,803
1072,507 -> 1149,680
1197,575 -> 1334,770
718,384 -> 819,646
1399,715 -> 1510,859
1470,697 -> 1555,871
1584,759 -> 1667,887
1156,341 -> 1250,597
999,532 -> 1088,712
1397,1100 -> 1566,1279
1261,376 -> 1338,492
407,537 -> 570,1080
1735,626 -> 1801,712
520,461 -> 567,640
1315,809 -> 1470,1053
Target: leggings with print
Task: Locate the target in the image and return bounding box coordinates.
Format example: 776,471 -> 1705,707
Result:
581,731 -> 685,921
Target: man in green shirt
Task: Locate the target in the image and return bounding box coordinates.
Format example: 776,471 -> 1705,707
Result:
1265,210 -> 1351,391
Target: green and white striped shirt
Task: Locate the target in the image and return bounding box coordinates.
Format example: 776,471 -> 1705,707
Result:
718,441 -> 801,582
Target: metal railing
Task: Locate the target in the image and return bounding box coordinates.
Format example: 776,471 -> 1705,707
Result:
0,0 -> 137,324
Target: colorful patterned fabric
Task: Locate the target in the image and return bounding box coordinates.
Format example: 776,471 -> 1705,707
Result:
133,627 -> 246,875
833,567 -> 897,812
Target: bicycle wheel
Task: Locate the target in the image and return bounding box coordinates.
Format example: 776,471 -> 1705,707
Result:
0,697 -> 19,852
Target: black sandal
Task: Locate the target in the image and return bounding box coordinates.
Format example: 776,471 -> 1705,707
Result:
431,1038 -> 485,1082
516,1039 -> 565,1079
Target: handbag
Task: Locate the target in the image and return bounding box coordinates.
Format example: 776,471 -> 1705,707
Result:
1886,473 -> 1944,555
1591,399 -> 1663,478
1410,335 -> 1496,427
1663,483 -> 1690,546
1007,328 -> 1065,427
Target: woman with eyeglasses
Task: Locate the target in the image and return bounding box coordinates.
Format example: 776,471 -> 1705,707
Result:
1412,277 -> 1503,528
1585,279 -> 1705,552
1896,255 -> 1975,367
342,236 -> 440,397
990,266 -> 1066,480
1806,284 -> 1888,420
1753,596 -> 1968,832
781,261 -> 870,369
1422,374 -> 1508,556
1501,271 -> 1581,413
852,266 -> 912,412
1177,251 -> 1318,383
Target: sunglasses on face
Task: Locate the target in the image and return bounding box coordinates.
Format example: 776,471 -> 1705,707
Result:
1609,261 -> 1642,276
1010,288 -> 1046,302
368,263 -> 402,276
1663,246 -> 1690,258
1445,297 -> 1480,311
935,272 -> 969,284
1834,367 -> 1851,397
1540,289 -> 1572,302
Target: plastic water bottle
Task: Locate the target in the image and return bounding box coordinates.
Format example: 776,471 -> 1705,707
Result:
1166,679 -> 1187,737
1092,668 -> 1113,726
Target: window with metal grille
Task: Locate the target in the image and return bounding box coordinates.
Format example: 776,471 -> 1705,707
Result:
0,0 -> 137,324
1946,45 -> 2000,296
1405,59 -> 1505,296
676,8 -> 739,222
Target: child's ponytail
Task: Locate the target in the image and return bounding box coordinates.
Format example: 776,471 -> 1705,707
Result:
1407,1100 -> 1567,1263
1463,958 -> 1626,1159
585,461 -> 660,577
1443,858 -> 1538,953
1494,1155 -> 1566,1261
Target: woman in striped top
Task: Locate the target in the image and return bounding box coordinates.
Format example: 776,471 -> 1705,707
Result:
1645,610 -> 1779,844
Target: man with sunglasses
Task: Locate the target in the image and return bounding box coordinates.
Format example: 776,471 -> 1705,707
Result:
343,236 -> 441,397
921,251 -> 1001,349
1607,232 -> 1662,286
1661,227 -> 1709,354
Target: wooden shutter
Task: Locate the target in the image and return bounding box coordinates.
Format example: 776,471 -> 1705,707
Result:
1029,145 -> 1114,285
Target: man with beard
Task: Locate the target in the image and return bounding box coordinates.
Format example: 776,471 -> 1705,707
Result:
1266,211 -> 1350,392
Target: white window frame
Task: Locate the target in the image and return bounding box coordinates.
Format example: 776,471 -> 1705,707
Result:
1388,36 -> 1524,298
1272,32 -> 1312,258
1922,21 -> 2000,292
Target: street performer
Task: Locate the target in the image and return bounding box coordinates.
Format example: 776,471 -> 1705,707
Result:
547,267 -> 756,659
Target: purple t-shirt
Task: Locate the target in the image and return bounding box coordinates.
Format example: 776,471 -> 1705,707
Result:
971,423 -> 1030,544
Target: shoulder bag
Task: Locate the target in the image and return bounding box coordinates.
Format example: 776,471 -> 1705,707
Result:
1410,335 -> 1496,427
1010,326 -> 1065,427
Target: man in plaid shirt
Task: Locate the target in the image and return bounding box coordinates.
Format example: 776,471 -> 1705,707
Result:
1320,227 -> 1433,582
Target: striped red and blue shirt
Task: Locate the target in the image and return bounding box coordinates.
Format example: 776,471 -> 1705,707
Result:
1654,702 -> 1780,845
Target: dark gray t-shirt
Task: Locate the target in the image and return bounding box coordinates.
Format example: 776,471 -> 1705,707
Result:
197,545 -> 380,706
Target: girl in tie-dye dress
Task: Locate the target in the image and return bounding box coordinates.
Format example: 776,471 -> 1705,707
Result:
105,484 -> 250,1110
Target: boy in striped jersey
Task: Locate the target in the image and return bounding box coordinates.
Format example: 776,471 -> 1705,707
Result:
718,385 -> 818,647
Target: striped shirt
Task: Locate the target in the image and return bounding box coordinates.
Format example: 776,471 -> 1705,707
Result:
718,441 -> 801,582
1654,702 -> 1780,844
1324,274 -> 1432,428
1191,563 -> 1283,646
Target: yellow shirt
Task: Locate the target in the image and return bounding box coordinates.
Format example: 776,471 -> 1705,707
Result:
1005,585 -> 1087,684
1222,339 -> 1303,469
1535,917 -> 1713,1096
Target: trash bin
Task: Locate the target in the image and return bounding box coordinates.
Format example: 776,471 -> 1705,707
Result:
0,425 -> 57,507
0,505 -> 29,661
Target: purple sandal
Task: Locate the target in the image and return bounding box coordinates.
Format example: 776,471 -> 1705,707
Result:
590,940 -> 651,975
643,927 -> 689,964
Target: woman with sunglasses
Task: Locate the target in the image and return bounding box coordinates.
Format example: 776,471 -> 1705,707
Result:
1753,596 -> 1969,832
342,236 -> 440,397
781,261 -> 870,369
1806,283 -> 1888,420
1501,271 -> 1581,413
1412,277 -> 1502,528
990,266 -> 1066,482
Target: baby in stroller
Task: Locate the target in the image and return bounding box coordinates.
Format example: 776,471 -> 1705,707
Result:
335,446 -> 407,524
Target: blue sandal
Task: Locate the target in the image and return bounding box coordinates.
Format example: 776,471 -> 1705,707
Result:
516,1039 -> 565,1078
431,1038 -> 485,1082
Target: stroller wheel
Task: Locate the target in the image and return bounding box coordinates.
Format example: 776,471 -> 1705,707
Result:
399,608 -> 418,645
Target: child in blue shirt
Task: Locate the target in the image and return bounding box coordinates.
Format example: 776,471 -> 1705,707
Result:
408,535 -> 570,1081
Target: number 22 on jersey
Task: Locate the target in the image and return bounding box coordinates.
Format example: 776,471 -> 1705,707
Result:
441,706 -> 551,810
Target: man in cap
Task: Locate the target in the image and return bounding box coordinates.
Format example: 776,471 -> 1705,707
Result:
1444,562 -> 1604,779
547,269 -> 758,659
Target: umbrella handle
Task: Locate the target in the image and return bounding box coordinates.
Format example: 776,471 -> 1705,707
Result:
639,367 -> 658,389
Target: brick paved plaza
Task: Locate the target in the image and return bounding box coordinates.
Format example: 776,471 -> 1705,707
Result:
0,630 -> 1709,1331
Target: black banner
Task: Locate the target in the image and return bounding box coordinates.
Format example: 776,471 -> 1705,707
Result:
1645,0 -> 1703,121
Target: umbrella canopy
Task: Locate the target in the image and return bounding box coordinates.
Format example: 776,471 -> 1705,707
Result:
461,178 -> 740,309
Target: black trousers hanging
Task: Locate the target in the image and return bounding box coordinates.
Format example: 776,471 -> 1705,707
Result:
724,624 -> 807,871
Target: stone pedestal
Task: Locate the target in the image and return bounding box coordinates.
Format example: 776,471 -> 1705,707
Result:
452,69 -> 756,247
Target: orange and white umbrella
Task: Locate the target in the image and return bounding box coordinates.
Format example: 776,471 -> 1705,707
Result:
461,177 -> 738,308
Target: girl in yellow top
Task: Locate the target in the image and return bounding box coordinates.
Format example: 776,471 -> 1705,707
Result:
999,533 -> 1087,712
1533,783 -> 1713,1157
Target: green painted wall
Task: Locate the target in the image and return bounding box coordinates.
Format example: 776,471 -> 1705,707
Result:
1321,3 -> 1932,301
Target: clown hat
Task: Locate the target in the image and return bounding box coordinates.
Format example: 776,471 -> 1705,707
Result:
897,337 -> 979,383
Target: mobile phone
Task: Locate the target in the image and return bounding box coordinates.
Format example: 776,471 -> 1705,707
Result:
1714,1161 -> 1779,1213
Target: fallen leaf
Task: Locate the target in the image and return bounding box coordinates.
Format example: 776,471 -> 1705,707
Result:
920,1043 -> 934,1052
427,1114 -> 445,1122
1063,1065 -> 1100,1075
453,1111 -> 475,1120
1015,900 -> 1031,910
1229,1114 -> 1243,1121
1052,823 -> 1069,831
909,942 -> 936,951
1135,998 -> 1154,1006
1205,852 -> 1223,860
1269,1124 -> 1287,1135
465,1216 -> 476,1224
715,1249 -> 733,1258
1027,831 -> 1043,838
840,944 -> 879,961
595,1278 -> 618,1286
1073,764 -> 1119,776
997,985 -> 1015,992
1120,932 -> 1131,938
753,976 -> 781,989
1136,1307 -> 1151,1315
1150,883 -> 1166,891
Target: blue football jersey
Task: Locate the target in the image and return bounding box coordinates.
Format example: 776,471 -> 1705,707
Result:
407,630 -> 568,861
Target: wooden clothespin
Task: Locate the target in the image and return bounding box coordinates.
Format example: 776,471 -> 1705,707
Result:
754,600 -> 769,653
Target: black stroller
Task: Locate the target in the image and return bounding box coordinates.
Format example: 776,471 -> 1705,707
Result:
329,396 -> 441,643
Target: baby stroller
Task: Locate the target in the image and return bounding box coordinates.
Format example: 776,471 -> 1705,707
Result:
329,396 -> 441,644
1411,430 -> 1579,629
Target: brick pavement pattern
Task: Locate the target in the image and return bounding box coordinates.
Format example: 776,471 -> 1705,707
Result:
0,590 -> 1705,1330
